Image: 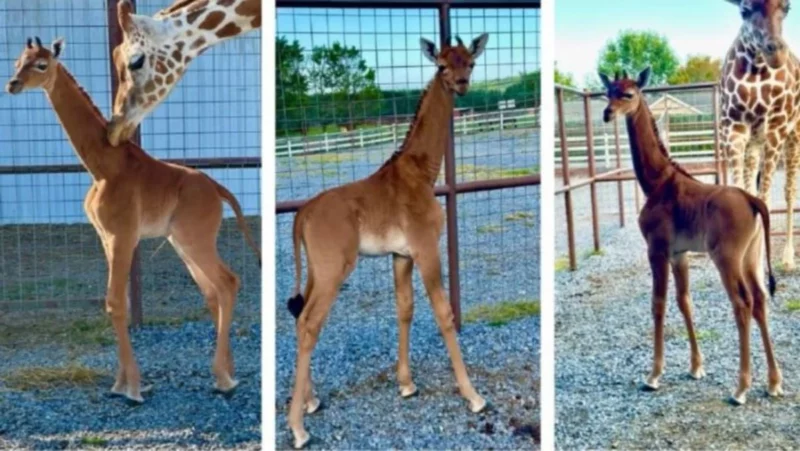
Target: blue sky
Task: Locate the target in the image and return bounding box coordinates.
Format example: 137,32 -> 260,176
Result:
556,0 -> 800,88
276,7 -> 539,90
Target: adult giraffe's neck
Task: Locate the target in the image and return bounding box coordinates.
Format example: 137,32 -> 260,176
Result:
43,64 -> 122,180
625,101 -> 674,197
391,74 -> 455,185
167,0 -> 260,59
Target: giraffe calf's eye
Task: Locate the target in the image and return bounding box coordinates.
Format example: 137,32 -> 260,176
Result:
622,93 -> 634,99
35,64 -> 47,71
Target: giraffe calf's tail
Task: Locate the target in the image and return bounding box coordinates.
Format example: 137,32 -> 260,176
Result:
287,208 -> 306,319
746,192 -> 777,297
209,177 -> 262,267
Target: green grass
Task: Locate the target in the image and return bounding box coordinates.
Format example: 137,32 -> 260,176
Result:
2,364 -> 107,391
555,257 -> 571,272
300,152 -> 356,165
464,300 -> 540,327
1,278 -> 87,302
582,249 -> 605,259
685,329 -> 721,342
477,224 -> 504,234
80,437 -> 109,447
457,164 -> 537,181
505,211 -> 535,222
786,300 -> 800,312
67,318 -> 115,346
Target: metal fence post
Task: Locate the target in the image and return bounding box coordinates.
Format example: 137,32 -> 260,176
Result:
583,92 -> 600,253
438,4 -> 461,332
712,85 -> 724,185
614,117 -> 625,227
557,88 -> 577,270
107,0 -> 143,328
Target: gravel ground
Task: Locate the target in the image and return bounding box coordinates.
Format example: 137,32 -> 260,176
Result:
0,217 -> 262,449
275,131 -> 540,449
556,226 -> 800,449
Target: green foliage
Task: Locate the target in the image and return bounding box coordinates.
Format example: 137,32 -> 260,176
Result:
597,30 -> 680,86
276,37 -> 308,134
668,55 -> 722,85
555,68 -> 576,87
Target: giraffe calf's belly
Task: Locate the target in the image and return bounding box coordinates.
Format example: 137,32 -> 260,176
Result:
359,229 -> 411,257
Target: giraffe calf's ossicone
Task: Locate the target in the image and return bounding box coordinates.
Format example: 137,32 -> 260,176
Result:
601,67 -> 782,406
6,35 -> 261,405
108,0 -> 261,146
284,33 -> 489,449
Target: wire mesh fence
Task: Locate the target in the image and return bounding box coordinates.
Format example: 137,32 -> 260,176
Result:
555,82 -> 798,271
275,3 -> 540,326
0,0 -> 261,321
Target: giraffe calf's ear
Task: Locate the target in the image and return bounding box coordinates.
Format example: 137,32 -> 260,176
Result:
724,0 -> 741,5
599,72 -> 612,90
637,67 -> 651,88
52,38 -> 65,59
469,33 -> 489,59
420,37 -> 438,64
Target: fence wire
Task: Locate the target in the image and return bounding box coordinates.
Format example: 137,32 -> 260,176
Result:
0,1 -> 261,319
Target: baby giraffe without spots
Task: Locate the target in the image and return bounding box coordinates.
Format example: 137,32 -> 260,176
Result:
600,68 -> 782,405
285,34 -> 490,449
6,37 -> 260,404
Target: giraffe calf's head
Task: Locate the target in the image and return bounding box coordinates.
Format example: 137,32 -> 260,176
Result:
6,37 -> 64,95
109,0 -> 186,146
421,33 -> 489,96
599,68 -> 651,123
729,0 -> 792,67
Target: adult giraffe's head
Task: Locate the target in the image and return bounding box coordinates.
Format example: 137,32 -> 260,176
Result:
599,67 -> 652,123
420,33 -> 489,96
5,37 -> 64,95
728,0 -> 792,68
108,0 -> 260,146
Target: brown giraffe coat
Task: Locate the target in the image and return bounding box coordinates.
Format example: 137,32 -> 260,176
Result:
108,0 -> 261,145
720,0 -> 800,269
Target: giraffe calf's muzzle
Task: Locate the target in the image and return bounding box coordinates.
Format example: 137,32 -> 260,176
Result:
5,79 -> 22,94
603,107 -> 613,123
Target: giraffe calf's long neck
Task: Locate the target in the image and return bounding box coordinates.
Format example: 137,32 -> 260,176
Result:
625,103 -> 674,196
167,0 -> 260,59
395,75 -> 454,184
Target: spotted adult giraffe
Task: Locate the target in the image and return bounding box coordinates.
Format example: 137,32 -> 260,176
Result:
284,34 -> 489,449
108,0 -> 260,146
720,0 -> 800,269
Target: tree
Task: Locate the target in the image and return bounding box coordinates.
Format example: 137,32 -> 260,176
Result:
503,71 -> 541,108
276,37 -> 308,133
668,55 -> 722,85
308,42 -> 378,128
597,30 -> 679,86
555,68 -> 576,87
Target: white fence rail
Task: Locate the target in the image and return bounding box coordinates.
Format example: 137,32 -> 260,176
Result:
276,108 -> 539,157
556,123 -> 717,169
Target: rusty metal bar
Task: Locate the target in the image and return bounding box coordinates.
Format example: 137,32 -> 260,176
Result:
276,175 -> 540,214
438,4 -> 462,332
557,88 -> 577,271
614,117 -> 625,227
554,168 -> 627,195
0,157 -> 261,175
107,0 -> 143,328
277,0 -> 540,7
583,93 -> 600,252
712,85 -> 725,186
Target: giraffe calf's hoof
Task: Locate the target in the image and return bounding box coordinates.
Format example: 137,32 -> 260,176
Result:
399,384 -> 418,398
305,397 -> 323,414
469,397 -> 488,414
293,431 -> 311,449
640,378 -> 660,391
124,394 -> 145,406
213,379 -> 240,398
689,367 -> 706,380
728,394 -> 747,406
768,385 -> 784,398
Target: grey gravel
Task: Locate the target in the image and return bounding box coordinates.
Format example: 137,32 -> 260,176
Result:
275,131 -> 540,449
556,226 -> 800,449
